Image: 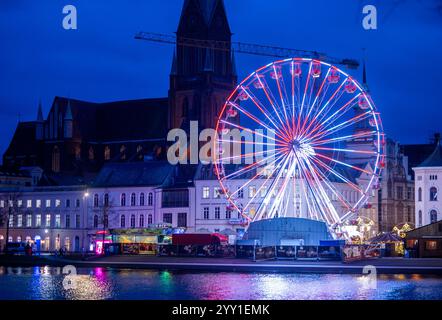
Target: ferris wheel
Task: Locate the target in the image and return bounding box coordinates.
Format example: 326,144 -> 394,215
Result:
214,58 -> 385,238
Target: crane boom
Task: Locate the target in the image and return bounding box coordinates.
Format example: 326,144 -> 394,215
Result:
135,31 -> 359,69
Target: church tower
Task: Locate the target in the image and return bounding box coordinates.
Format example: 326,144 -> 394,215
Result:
169,0 -> 237,131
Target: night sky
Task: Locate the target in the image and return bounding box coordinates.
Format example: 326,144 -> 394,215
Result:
1,0 -> 442,162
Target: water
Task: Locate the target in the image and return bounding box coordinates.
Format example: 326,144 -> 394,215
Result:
0,266 -> 441,300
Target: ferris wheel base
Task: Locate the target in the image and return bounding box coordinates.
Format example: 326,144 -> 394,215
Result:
243,217 -> 335,247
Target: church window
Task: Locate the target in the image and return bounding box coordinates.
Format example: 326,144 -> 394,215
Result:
104,146 -> 111,161
52,146 -> 60,173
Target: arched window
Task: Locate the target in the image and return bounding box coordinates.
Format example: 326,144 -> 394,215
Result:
430,187 -> 438,201
52,146 -> 60,173
140,193 -> 145,206
88,146 -> 94,161
93,215 -> 98,228
137,145 -> 143,153
148,214 -> 153,225
120,215 -> 125,228
103,214 -> 108,228
148,193 -> 153,206
120,145 -> 126,160
75,146 -> 81,160
418,210 -> 422,227
131,193 -> 136,206
130,215 -> 136,228
430,210 -> 438,224
104,193 -> 109,207
121,193 -> 126,206
104,146 -> 111,161
93,194 -> 99,207
418,188 -> 422,202
139,215 -> 144,228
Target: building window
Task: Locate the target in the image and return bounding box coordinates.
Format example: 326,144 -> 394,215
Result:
46,199 -> 51,208
418,188 -> 422,202
148,193 -> 153,206
226,209 -> 232,219
407,206 -> 411,222
177,212 -> 187,227
120,215 -> 126,228
94,215 -> 98,228
88,147 -> 95,161
120,145 -> 126,160
163,213 -> 173,224
148,214 -> 153,225
249,186 -> 257,198
17,215 -> 22,227
139,215 -> 144,228
36,200 -> 41,208
75,146 -> 81,160
66,199 -> 70,208
131,193 -> 136,206
104,194 -> 109,207
55,214 -> 61,228
0,200 -> 3,208
121,193 -> 126,206
66,215 -> 71,228
213,187 -> 222,199
27,200 -> 32,208
203,207 -> 209,220
396,186 -> 403,200
36,215 -> 41,227
104,146 -> 111,161
237,188 -> 244,199
75,214 -> 80,228
425,240 -> 437,250
430,210 -> 438,224
26,214 -> 32,227
45,214 -> 51,227
76,199 -> 80,208
7,215 -> 13,227
94,194 -> 99,207
215,207 -> 220,219
17,200 -> 23,208
202,187 -> 210,199
130,215 -> 136,228
52,146 -> 60,173
140,193 -> 145,206
430,187 -> 438,201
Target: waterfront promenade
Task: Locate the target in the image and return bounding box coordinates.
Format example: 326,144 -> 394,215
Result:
1,254 -> 442,274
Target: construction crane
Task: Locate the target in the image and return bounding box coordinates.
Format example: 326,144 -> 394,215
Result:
135,31 -> 359,69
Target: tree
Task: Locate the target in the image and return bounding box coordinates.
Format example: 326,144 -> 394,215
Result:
92,190 -> 114,255
0,191 -> 23,252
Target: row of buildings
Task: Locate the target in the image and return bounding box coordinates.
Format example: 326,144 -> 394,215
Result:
0,0 -> 440,252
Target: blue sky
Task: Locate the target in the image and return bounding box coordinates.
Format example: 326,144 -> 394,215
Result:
1,0 -> 442,160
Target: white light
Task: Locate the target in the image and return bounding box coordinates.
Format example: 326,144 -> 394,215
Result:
44,229 -> 49,234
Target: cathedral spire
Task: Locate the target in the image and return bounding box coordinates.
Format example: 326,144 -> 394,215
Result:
171,50 -> 177,75
37,99 -> 44,122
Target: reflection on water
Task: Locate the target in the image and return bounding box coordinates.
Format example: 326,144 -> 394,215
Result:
0,266 -> 441,300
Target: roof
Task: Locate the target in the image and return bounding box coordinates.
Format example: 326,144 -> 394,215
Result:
3,121 -> 39,157
406,220 -> 442,238
416,142 -> 442,168
92,161 -> 175,188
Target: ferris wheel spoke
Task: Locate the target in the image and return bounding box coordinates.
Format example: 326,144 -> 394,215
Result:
217,148 -> 281,164
255,75 -> 291,134
306,156 -> 353,210
299,68 -> 331,137
296,62 -> 313,137
308,156 -> 364,194
310,130 -> 377,147
220,150 -> 287,181
309,110 -> 373,143
240,86 -> 288,139
314,146 -> 378,156
227,152 -> 287,200
308,95 -> 362,137
219,120 -> 287,145
272,65 -> 291,126
227,101 -> 288,142
315,152 -> 372,176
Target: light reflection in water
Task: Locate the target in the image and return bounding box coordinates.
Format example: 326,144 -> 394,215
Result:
0,267 -> 440,300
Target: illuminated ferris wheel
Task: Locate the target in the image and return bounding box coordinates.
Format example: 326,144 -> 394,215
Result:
214,58 -> 385,238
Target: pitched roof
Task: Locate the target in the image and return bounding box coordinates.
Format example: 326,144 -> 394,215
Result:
92,161 -> 175,188
417,142 -> 442,168
3,121 -> 39,157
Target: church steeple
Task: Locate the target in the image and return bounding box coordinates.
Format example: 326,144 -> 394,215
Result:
169,0 -> 237,131
35,99 -> 44,140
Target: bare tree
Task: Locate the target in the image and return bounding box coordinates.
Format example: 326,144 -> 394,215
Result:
92,189 -> 114,255
0,191 -> 23,252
